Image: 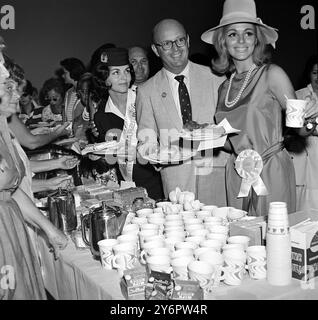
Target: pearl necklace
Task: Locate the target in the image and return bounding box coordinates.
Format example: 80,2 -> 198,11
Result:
225,63 -> 257,108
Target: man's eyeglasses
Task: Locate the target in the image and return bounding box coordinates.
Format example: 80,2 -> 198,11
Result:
154,36 -> 187,51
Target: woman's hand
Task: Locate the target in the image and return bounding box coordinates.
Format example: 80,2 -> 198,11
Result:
57,155 -> 80,170
54,122 -> 72,138
46,226 -> 68,260
88,121 -> 99,138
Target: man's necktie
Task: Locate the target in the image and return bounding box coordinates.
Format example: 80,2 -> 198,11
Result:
175,75 -> 192,125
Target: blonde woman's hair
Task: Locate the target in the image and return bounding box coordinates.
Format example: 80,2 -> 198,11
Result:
212,24 -> 272,75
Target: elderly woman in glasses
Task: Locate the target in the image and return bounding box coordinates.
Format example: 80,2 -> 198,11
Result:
40,78 -> 65,123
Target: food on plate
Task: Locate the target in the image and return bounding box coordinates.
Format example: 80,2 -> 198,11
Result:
183,120 -> 209,131
181,121 -> 226,140
154,145 -> 179,161
81,141 -> 118,154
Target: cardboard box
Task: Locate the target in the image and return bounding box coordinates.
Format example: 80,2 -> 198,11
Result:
145,271 -> 173,300
229,216 -> 266,245
120,267 -> 147,300
170,279 -> 203,300
290,209 -> 318,282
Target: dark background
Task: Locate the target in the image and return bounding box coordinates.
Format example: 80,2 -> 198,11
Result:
1,0 -> 317,91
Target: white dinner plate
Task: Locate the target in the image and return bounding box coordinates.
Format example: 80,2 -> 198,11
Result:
143,148 -> 197,164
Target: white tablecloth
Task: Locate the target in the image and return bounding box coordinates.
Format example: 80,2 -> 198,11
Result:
37,235 -> 318,300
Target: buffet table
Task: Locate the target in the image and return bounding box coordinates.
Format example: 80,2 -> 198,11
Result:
37,234 -> 124,300
37,234 -> 318,300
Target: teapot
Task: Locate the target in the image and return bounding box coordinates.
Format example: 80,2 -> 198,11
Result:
47,188 -> 77,235
81,201 -> 128,259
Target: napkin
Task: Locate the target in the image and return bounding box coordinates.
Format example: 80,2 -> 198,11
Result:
197,119 -> 240,152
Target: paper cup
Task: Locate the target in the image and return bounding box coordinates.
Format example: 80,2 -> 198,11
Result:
196,211 -> 212,220
201,205 -> 218,213
227,236 -> 250,250
122,223 -> 139,235
208,225 -> 229,235
189,228 -> 209,238
198,251 -> 224,287
171,256 -> 195,280
136,208 -> 153,218
194,247 -> 217,260
139,229 -> 159,249
185,235 -> 206,246
207,233 -> 228,246
246,245 -> 267,280
112,243 -> 138,275
286,98 -> 306,128
222,243 -> 245,252
165,214 -> 183,221
140,223 -> 160,232
200,239 -> 223,251
147,255 -> 171,273
98,239 -> 118,270
175,241 -> 198,251
153,207 -> 164,214
132,217 -> 148,226
171,248 -> 194,259
140,245 -> 169,265
188,261 -> 215,294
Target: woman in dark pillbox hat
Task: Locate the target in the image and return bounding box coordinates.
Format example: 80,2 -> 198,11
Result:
92,47 -> 164,200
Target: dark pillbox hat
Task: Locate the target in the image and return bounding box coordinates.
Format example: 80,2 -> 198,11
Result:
100,47 -> 129,66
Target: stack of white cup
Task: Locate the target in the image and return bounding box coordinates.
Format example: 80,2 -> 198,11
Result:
266,202 -> 291,286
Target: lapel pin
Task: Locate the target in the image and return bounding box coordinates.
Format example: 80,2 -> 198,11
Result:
161,92 -> 167,98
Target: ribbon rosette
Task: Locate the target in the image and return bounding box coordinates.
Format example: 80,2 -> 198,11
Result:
235,149 -> 268,198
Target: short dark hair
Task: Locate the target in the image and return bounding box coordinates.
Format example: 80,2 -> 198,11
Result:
39,78 -> 65,105
60,57 -> 86,81
23,80 -> 34,96
304,55 -> 317,85
92,60 -> 135,101
212,24 -> 271,75
76,72 -> 100,103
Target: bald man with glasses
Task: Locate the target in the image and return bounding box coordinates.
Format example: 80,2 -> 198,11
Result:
136,19 -> 228,205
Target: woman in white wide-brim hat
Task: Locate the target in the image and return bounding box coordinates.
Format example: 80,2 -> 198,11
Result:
201,0 -> 318,216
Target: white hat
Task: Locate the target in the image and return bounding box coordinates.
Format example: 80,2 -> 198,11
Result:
201,0 -> 278,48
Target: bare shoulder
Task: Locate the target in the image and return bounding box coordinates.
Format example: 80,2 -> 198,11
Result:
266,64 -> 295,103
267,64 -> 291,84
